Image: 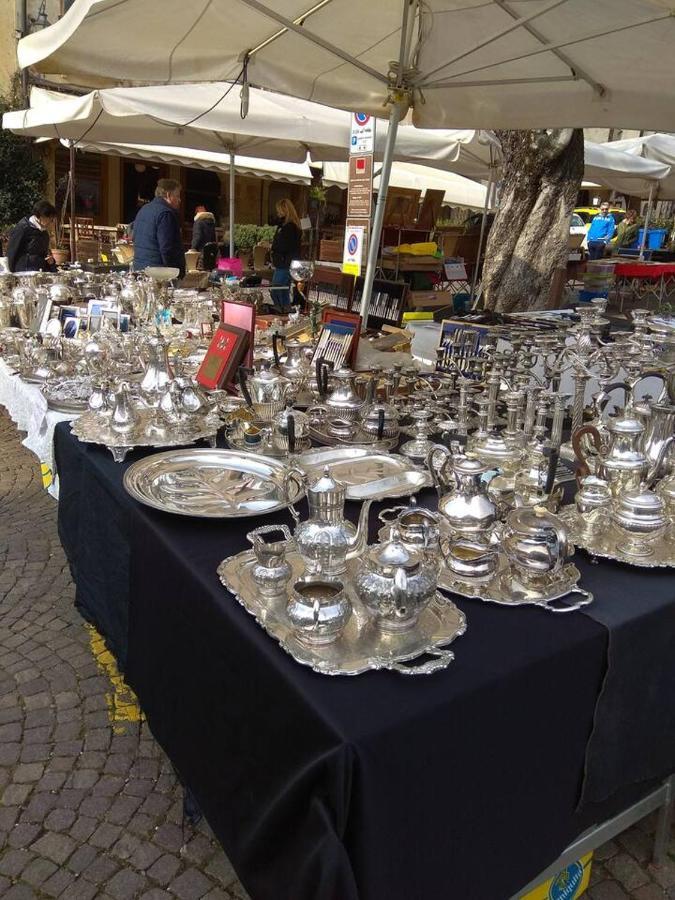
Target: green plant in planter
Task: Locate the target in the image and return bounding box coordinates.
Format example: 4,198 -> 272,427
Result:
309,184 -> 327,204
232,223 -> 279,253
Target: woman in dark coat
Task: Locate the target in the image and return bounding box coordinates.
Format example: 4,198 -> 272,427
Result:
191,205 -> 217,251
270,198 -> 302,307
7,200 -> 58,273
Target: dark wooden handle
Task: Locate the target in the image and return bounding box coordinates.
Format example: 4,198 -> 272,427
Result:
571,424 -> 602,486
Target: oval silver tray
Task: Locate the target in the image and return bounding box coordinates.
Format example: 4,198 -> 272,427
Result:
46,398 -> 88,414
225,431 -> 312,458
123,448 -> 305,518
559,506 -> 675,568
217,550 -> 466,676
296,447 -> 432,500
308,423 -> 398,452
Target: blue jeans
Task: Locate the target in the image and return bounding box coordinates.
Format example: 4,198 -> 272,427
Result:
587,240 -> 607,260
271,267 -> 291,307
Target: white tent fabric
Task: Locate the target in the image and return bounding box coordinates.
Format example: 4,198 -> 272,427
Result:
17,0 -> 675,131
3,86 -> 499,175
321,161 -> 488,210
603,134 -> 675,199
582,141 -> 671,197
72,140 -> 314,184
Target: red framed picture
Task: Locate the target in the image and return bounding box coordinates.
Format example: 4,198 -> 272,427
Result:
221,299 -> 256,369
197,324 -> 250,390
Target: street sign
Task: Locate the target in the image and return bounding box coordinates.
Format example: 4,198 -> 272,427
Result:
342,225 -> 365,276
350,112 -> 375,154
346,154 -> 373,218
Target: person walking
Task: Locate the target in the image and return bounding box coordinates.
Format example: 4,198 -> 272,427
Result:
191,204 -> 217,251
7,200 -> 57,272
586,202 -> 616,260
270,198 -> 302,308
132,179 -> 185,277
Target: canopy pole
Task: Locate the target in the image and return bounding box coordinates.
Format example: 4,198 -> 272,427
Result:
639,182 -> 655,261
229,151 -> 235,258
359,100 -> 402,322
470,157 -> 495,306
69,140 -> 76,264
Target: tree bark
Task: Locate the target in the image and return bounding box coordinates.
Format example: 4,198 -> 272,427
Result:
482,129 -> 584,313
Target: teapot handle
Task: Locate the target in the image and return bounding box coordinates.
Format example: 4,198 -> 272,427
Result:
283,465 -> 305,525
571,424 -> 602,486
426,444 -> 451,498
238,366 -> 253,407
392,567 -> 408,619
377,408 -> 385,441
316,357 -> 327,398
272,332 -> 283,367
378,505 -> 409,525
287,413 -> 296,455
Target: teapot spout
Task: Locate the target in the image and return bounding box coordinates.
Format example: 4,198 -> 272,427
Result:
347,499 -> 373,559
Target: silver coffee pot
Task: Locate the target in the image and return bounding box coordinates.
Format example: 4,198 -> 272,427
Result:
238,361 -> 296,421
316,367 -> 365,421
294,467 -> 372,576
428,447 -> 497,538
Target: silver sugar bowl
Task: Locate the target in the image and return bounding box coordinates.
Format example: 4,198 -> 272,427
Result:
286,578 -> 351,645
246,525 -> 293,598
611,490 -> 668,557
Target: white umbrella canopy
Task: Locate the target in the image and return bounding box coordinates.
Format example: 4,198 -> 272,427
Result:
321,160 -> 488,210
3,86 -> 499,174
604,134 -> 675,200
17,0 -> 675,131
583,141 -> 672,198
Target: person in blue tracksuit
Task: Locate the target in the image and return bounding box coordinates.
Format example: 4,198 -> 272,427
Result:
587,203 -> 616,260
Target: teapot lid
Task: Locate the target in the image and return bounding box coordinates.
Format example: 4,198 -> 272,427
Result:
608,414 -> 643,435
615,489 -> 665,516
506,505 -> 561,536
308,466 -> 345,499
369,529 -> 421,572
453,455 -> 487,476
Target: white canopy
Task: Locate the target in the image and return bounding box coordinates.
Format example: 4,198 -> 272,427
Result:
3,86 -> 499,175
582,141 -> 671,198
321,161 -> 488,210
17,0 -> 675,131
603,134 -> 675,199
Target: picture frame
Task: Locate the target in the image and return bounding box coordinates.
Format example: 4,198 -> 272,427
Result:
196,323 -> 250,391
221,298 -> 256,369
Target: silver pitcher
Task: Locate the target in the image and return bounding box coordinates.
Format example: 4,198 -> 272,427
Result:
294,467 -> 372,577
502,506 -> 572,584
110,382 -> 138,433
140,334 -> 173,399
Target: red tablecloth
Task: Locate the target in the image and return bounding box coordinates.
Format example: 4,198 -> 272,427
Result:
615,262 -> 675,279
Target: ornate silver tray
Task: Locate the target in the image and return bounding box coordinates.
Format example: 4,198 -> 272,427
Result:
123,448 -> 305,518
43,377 -> 93,413
297,447 -> 432,500
72,409 -> 222,462
559,506 -> 675,568
218,550 -> 466,676
308,423 -> 397,452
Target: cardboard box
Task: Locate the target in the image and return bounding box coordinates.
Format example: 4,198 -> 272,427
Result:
520,853 -> 592,900
409,289 -> 453,309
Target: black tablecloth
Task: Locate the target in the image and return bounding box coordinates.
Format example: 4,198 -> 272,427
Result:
53,423 -> 675,900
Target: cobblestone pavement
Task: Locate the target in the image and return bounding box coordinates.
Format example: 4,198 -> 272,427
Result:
0,408 -> 674,900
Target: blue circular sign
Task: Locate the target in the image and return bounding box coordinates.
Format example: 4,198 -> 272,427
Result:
549,862 -> 584,900
354,113 -> 370,125
347,233 -> 359,255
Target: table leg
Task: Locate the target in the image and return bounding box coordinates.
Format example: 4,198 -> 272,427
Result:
652,774 -> 674,864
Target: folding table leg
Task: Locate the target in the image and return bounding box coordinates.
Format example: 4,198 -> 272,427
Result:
652,774 -> 674,864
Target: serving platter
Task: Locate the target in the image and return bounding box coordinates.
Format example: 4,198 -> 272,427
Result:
307,422 -> 398,452
123,448 -> 305,518
296,447 -> 432,500
559,506 -> 675,568
217,550 -> 466,676
42,377 -> 93,413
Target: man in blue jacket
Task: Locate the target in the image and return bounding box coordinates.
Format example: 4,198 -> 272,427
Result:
586,203 -> 616,260
132,179 -> 186,277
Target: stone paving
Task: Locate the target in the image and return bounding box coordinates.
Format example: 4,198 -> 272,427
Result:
0,407 -> 673,900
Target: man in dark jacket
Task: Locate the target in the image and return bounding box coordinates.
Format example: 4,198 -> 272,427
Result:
132,179 -> 185,277
191,205 -> 217,250
7,200 -> 57,272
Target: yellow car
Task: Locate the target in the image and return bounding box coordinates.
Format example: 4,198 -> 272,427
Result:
574,206 -> 626,229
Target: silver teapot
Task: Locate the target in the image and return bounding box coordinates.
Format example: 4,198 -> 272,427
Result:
272,334 -> 311,383
314,367 -> 365,421
271,403 -> 310,453
502,506 -> 572,584
353,528 -> 438,633
428,447 -> 497,538
140,334 -> 173,399
294,467 -> 372,577
238,361 -> 296,421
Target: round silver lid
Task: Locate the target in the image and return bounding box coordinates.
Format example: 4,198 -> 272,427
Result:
369,529 -> 421,572
506,505 -> 560,537
607,415 -> 643,435
308,466 -> 345,499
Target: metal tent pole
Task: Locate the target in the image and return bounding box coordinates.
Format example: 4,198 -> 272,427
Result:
359,101 -> 402,322
69,140 -> 76,264
639,182 -> 655,261
229,151 -> 235,258
470,155 -> 495,306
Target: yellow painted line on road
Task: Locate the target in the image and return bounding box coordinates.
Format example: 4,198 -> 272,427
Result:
86,624 -> 143,733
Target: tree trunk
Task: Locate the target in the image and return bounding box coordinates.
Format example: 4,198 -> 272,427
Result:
482,129 -> 584,313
